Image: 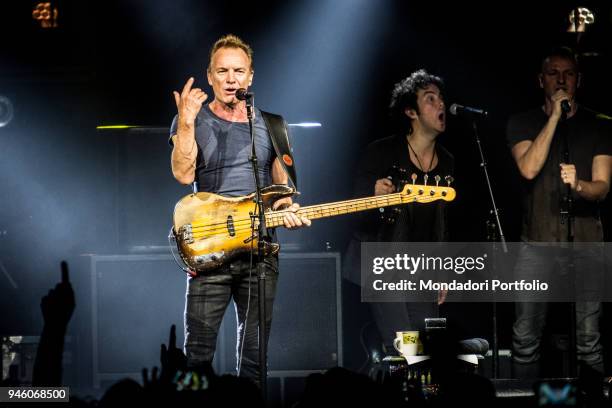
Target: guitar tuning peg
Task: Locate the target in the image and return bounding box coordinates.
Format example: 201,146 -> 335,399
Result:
444,175 -> 454,186
434,175 -> 441,187
423,174 -> 429,186
411,173 -> 417,185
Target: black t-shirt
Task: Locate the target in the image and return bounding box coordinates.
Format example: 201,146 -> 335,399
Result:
506,107 -> 612,242
354,134 -> 455,242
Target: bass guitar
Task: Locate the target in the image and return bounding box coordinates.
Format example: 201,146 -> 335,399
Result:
172,179 -> 455,275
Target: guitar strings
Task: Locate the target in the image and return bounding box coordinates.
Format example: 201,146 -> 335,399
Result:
187,194 -> 452,239
187,195 -> 450,235
186,189 -> 450,231
188,198 -> 409,233
181,184 -> 453,233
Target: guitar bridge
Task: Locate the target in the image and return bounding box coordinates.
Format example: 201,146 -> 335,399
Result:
179,224 -> 194,244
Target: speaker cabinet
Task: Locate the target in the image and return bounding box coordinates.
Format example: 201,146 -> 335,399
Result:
269,252 -> 342,372
89,254 -> 186,387
89,252 -> 342,388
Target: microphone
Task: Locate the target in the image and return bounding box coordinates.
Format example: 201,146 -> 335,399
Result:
561,100 -> 571,114
235,88 -> 253,100
449,103 -> 488,117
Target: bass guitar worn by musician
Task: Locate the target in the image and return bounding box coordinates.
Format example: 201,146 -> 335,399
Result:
172,179 -> 456,275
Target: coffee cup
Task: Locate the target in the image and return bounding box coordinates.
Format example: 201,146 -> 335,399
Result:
393,330 -> 419,357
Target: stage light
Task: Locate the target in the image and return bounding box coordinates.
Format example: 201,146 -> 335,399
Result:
288,122 -> 322,128
32,2 -> 59,29
0,96 -> 14,128
96,125 -> 139,130
567,7 -> 594,32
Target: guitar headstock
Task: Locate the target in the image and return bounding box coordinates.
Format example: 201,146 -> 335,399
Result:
399,174 -> 456,202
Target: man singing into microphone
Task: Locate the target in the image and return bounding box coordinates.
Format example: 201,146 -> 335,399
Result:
169,34 -> 310,386
507,46 -> 612,377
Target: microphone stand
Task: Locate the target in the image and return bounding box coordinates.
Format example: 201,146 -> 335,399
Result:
245,93 -> 271,398
559,114 -> 577,378
470,117 -> 508,379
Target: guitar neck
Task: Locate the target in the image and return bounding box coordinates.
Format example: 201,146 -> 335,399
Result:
265,191 -> 425,228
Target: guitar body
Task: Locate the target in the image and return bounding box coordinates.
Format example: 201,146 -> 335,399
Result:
173,185 -> 294,274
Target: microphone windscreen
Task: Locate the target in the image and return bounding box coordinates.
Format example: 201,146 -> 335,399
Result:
236,88 -> 251,100
561,100 -> 571,113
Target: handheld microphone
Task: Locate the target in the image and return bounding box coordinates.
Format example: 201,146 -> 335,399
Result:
449,103 -> 488,117
235,88 -> 253,100
561,100 -> 571,114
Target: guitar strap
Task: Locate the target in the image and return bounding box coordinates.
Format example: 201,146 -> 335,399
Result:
261,110 -> 298,190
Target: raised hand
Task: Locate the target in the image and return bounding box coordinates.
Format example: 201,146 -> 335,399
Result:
551,89 -> 571,119
33,261 -> 76,386
173,77 -> 208,127
160,324 -> 187,382
41,261 -> 75,329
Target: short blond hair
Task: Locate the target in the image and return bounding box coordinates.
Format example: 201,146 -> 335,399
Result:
207,34 -> 254,72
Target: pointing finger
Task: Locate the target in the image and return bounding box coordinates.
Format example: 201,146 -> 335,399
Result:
61,261 -> 69,283
181,77 -> 194,97
169,324 -> 176,348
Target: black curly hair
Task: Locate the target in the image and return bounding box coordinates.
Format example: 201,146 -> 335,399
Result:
389,69 -> 444,135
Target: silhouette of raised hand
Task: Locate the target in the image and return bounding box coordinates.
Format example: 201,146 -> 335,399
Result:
33,261 -> 76,386
160,324 -> 187,382
40,261 -> 75,329
142,366 -> 160,388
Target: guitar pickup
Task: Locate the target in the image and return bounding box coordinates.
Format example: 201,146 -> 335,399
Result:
227,215 -> 236,237
179,224 -> 194,244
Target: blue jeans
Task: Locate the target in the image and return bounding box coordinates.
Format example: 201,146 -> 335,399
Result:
512,244 -> 603,371
184,256 -> 278,385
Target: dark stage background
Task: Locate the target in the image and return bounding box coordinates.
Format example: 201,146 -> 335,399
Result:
0,0 -> 611,393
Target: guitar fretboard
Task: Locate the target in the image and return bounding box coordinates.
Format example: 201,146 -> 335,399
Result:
265,187 -> 452,228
